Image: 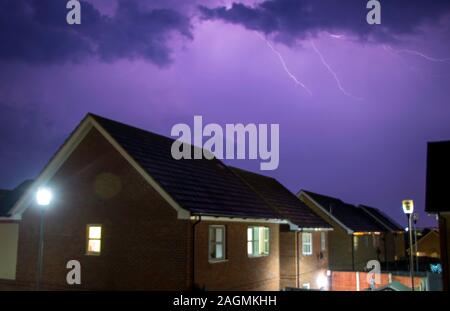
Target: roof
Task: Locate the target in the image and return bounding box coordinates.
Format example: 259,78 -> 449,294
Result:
0,180 -> 33,217
372,281 -> 412,291
230,167 -> 331,229
425,141 -> 450,213
91,114 -> 281,220
359,205 -> 403,232
301,190 -> 386,233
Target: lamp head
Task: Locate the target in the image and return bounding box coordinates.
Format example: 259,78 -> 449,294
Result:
36,187 -> 53,206
402,199 -> 414,215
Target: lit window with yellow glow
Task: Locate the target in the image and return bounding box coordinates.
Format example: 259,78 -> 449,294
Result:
87,225 -> 102,255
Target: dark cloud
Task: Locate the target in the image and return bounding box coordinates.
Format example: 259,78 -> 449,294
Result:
199,0 -> 450,43
0,0 -> 192,66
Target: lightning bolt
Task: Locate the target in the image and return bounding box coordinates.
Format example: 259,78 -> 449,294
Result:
310,39 -> 363,101
383,45 -> 450,64
257,33 -> 312,96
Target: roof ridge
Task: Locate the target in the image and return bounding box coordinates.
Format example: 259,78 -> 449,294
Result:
88,113 -> 178,143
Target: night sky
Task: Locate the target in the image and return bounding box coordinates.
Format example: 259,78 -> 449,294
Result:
1,0 -> 450,227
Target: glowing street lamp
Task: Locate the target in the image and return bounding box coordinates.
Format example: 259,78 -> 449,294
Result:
36,187 -> 53,290
402,199 -> 415,291
36,188 -> 52,206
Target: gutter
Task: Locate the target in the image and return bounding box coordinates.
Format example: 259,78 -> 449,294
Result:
191,215 -> 202,290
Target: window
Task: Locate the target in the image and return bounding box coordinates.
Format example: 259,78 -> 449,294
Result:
320,232 -> 326,252
86,225 -> 102,255
247,226 -> 270,257
302,232 -> 313,255
209,226 -> 226,261
353,235 -> 359,251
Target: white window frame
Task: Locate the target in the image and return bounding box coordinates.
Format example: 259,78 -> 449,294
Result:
320,231 -> 326,252
208,225 -> 226,262
247,226 -> 270,257
302,232 -> 313,256
86,224 -> 102,256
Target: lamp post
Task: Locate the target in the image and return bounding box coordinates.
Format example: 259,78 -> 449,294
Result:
402,199 -> 415,291
36,187 -> 52,290
412,213 -> 419,274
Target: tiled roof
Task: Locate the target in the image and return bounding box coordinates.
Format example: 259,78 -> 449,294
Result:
0,180 -> 33,217
359,205 -> 403,232
302,190 -> 386,232
92,114 -> 280,219
231,167 -> 331,229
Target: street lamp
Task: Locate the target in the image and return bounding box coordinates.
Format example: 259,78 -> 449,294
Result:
402,199 -> 415,291
36,187 -> 52,290
412,213 -> 419,274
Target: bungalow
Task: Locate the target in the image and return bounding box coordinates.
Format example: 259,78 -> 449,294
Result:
0,113 -> 330,291
298,190 -> 404,271
425,140 -> 450,291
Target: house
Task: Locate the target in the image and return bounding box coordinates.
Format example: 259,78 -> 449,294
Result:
407,228 -> 440,259
0,180 -> 33,281
359,205 -> 405,265
298,190 -> 404,271
425,141 -> 450,291
230,168 -> 332,290
0,113 -> 331,291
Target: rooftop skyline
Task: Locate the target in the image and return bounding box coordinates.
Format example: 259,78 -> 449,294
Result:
1,0 -> 450,227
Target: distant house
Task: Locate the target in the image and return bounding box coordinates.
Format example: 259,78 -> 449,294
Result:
0,113 -> 331,291
407,228 -> 440,259
359,205 -> 405,264
298,190 -> 404,271
425,141 -> 450,291
0,180 -> 32,280
230,168 -> 332,290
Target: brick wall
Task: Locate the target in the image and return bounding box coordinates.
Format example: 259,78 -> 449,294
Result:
330,271 -> 426,291
279,226 -> 329,290
194,221 -> 280,291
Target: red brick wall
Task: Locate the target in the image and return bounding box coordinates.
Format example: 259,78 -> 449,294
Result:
279,227 -> 329,290
194,221 -> 280,291
330,271 -> 426,291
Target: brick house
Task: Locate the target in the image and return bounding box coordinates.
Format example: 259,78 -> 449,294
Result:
230,168 -> 332,290
407,228 -> 440,259
0,113 -> 330,291
425,141 -> 450,291
298,190 -> 404,271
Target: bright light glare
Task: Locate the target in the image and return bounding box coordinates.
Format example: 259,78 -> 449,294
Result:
36,187 -> 53,206
316,274 -> 328,289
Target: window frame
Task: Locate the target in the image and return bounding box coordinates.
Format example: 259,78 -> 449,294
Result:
247,226 -> 270,258
86,224 -> 102,256
208,225 -> 227,262
302,232 -> 313,256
